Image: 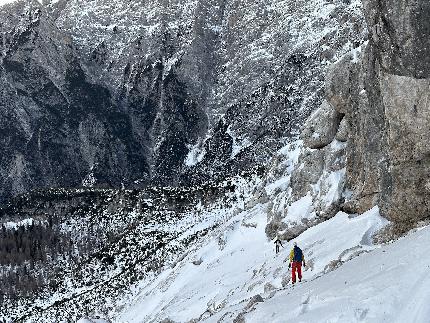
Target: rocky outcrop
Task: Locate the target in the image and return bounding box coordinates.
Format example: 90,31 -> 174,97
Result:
301,100 -> 343,149
362,0 -> 430,79
325,52 -> 358,115
265,137 -> 347,241
320,0 -> 430,223
331,44 -> 389,216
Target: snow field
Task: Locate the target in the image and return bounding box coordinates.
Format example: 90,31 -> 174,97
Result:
118,204 -> 388,322
246,225 -> 430,323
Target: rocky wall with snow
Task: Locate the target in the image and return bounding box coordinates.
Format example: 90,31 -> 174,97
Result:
300,0 -> 430,226
0,0 -> 366,201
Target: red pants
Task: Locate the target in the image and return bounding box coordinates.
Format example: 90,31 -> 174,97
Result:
292,262 -> 302,283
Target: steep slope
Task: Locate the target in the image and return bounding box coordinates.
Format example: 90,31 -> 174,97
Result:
0,0 -> 366,201
0,172 -> 261,321
236,223 -> 430,323
118,204 -> 387,323
114,137 -> 389,322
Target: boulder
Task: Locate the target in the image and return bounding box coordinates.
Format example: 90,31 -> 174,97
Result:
192,258 -> 203,266
263,282 -> 276,293
281,275 -> 291,288
301,100 -> 343,149
244,294 -> 264,311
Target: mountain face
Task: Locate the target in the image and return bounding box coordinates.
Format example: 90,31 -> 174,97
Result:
4,0 -> 430,321
301,0 -> 430,225
0,1 -> 152,200
0,0 -> 368,319
0,0 -> 365,202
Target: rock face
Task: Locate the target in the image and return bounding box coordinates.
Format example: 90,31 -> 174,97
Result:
320,0 -> 430,223
0,0 -> 365,202
363,0 -> 430,79
0,3 -> 149,197
325,52 -> 358,115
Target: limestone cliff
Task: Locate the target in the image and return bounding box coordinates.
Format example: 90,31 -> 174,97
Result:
302,0 -> 430,225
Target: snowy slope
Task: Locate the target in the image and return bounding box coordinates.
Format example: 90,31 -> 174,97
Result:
117,202 -> 388,322
116,196 -> 430,323
113,140 -> 423,323
244,225 -> 430,323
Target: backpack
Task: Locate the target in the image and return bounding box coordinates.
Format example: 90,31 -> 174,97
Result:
293,246 -> 303,262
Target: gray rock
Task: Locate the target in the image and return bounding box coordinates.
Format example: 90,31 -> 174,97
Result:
160,319 -> 176,323
233,313 -> 246,323
281,275 -> 291,288
192,258 -> 203,266
279,223 -> 308,241
322,141 -> 347,173
265,220 -> 287,240
363,0 -> 430,78
301,100 -> 343,149
378,73 -> 430,222
380,74 -> 430,163
289,149 -> 325,201
328,0 -> 430,223
244,294 -> 264,311
325,53 -> 358,114
263,282 -> 276,293
335,117 -> 348,142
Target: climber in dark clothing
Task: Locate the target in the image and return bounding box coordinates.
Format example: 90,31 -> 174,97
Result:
274,237 -> 283,254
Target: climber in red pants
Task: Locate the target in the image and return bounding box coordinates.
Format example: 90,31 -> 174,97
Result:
288,242 -> 306,284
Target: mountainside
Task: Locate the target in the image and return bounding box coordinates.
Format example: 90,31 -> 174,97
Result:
2,0 -> 430,322
302,0 -> 430,224
0,0 -> 365,201
0,170 -> 261,321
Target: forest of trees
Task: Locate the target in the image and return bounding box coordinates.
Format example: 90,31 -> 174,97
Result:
0,217 -> 103,302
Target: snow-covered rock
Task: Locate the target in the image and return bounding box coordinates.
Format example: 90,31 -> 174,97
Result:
0,0 -> 366,201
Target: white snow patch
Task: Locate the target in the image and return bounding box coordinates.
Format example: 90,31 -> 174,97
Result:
3,218 -> 35,230
185,142 -> 206,167
265,140 -> 303,196
76,318 -> 108,323
0,0 -> 18,5
265,176 -> 291,196
82,171 -> 96,187
287,193 -> 314,223
226,126 -> 252,158
245,216 -> 430,323
322,168 -> 346,207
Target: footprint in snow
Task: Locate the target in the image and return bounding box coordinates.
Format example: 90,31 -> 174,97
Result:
299,292 -> 311,315
354,308 -> 369,321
